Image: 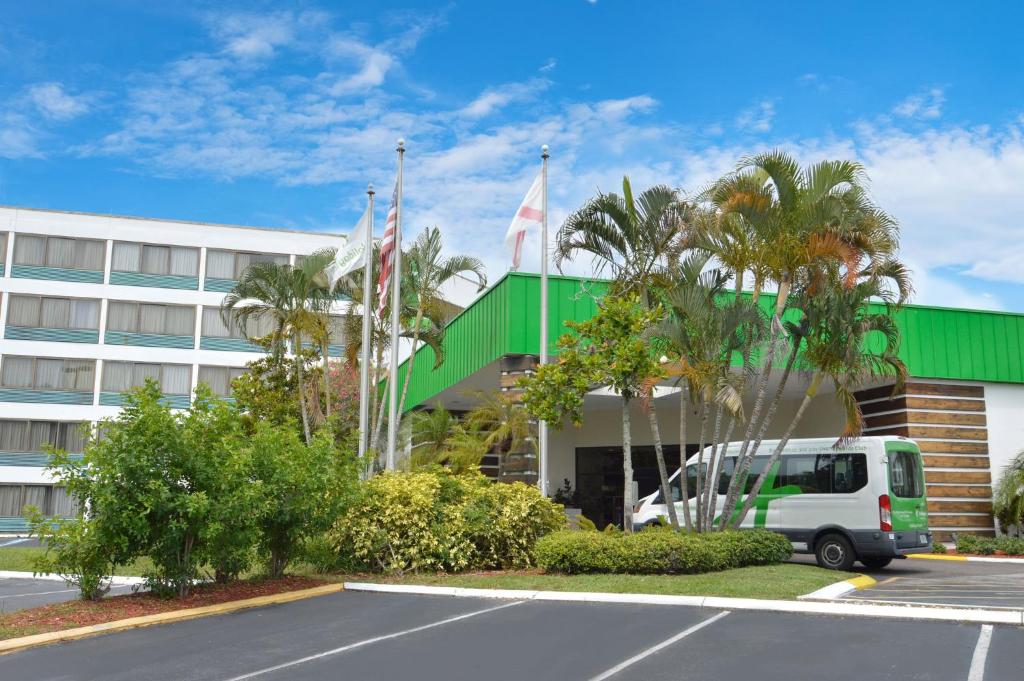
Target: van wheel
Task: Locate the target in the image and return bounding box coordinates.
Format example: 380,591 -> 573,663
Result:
815,533 -> 856,571
860,557 -> 893,570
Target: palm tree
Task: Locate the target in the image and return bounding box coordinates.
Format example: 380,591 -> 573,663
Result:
463,390 -> 535,457
395,226 -> 486,422
994,451 -> 1024,532
729,267 -> 908,527
710,151 -> 906,526
556,177 -> 692,527
408,406 -> 488,474
651,253 -> 763,530
556,177 -> 688,301
222,251 -> 335,443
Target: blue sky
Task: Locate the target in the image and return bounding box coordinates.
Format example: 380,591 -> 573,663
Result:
2,1 -> 1023,311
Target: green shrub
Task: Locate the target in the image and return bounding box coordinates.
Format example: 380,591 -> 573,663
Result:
536,528 -> 792,575
27,510 -> 114,601
958,534 -> 1024,556
932,541 -> 947,554
335,470 -> 564,573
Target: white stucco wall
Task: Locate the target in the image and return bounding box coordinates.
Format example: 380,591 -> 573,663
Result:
985,382 -> 1024,488
545,390 -> 846,489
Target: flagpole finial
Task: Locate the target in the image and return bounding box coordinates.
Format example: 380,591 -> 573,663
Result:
541,144 -> 549,158
397,138 -> 405,151
367,182 -> 375,195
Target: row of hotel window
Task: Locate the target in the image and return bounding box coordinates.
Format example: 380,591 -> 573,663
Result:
3,295 -> 345,342
0,232 -> 292,280
0,358 -> 246,397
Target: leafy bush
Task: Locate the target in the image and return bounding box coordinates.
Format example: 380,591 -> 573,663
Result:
536,527 -> 792,575
335,470 -> 564,573
27,511 -> 114,601
957,534 -> 1024,556
932,541 -> 947,554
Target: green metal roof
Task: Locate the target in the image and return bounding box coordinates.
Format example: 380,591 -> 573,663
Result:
396,272 -> 1024,412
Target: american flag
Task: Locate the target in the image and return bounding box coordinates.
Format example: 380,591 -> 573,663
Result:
376,184 -> 399,318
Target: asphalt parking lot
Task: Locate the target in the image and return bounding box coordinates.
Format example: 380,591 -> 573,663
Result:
0,577 -> 136,614
2,590 -> 1022,681
0,537 -> 41,549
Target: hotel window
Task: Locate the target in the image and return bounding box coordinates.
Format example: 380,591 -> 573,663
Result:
102,361 -> 192,396
0,420 -> 88,454
6,295 -> 100,330
12,234 -> 105,270
106,301 -> 195,336
197,366 -> 247,397
0,484 -> 77,517
205,250 -> 288,280
0,356 -> 96,392
0,232 -> 7,265
111,242 -> 199,276
327,315 -> 345,346
201,307 -> 274,339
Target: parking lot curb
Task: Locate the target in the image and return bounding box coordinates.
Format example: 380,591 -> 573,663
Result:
342,581 -> 1024,625
908,554 -> 1024,565
798,574 -> 877,601
0,582 -> 345,656
0,570 -> 145,586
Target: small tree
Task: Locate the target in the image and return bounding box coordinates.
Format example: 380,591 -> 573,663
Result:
27,510 -> 114,601
248,424 -> 357,578
522,295 -> 662,532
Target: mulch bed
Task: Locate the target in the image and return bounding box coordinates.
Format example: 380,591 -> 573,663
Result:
940,550 -> 1024,558
0,575 -> 327,640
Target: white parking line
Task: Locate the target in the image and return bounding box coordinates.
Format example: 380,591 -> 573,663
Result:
221,599 -> 526,681
585,611 -> 730,681
0,538 -> 30,547
3,587 -> 78,598
968,625 -> 993,681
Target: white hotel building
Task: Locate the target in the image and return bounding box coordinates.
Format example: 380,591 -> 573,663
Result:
0,206 -> 345,532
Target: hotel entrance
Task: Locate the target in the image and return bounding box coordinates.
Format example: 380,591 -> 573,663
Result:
574,444 -> 698,529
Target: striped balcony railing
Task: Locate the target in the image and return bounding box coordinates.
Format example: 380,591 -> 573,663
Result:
4,327 -> 100,344
10,265 -> 104,283
104,331 -> 195,349
199,336 -> 264,353
0,389 -> 94,405
99,392 -> 191,409
203,277 -> 237,292
0,517 -> 31,533
0,452 -> 85,467
301,342 -> 345,357
0,263 -> 5,276
109,272 -> 200,290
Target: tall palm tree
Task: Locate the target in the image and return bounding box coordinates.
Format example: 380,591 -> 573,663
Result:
710,151 -> 906,525
409,406 -> 488,474
222,251 -> 335,443
557,177 -> 692,527
729,267 -> 909,528
651,253 -> 763,530
463,390 -> 535,456
395,226 -> 486,421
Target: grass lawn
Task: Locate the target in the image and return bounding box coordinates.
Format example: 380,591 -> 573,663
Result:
354,563 -> 856,601
0,546 -> 152,577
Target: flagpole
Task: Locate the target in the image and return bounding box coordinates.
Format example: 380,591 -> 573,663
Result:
358,183 -> 375,460
386,138 -> 405,470
538,144 -> 549,496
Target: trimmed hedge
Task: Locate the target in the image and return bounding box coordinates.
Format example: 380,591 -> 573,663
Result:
956,534 -> 1024,556
536,528 -> 793,575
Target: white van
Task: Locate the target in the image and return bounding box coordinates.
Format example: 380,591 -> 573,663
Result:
632,436 -> 932,570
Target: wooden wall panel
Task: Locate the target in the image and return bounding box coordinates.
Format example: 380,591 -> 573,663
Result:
857,380 -> 994,538
927,500 -> 993,514
933,529 -> 995,542
927,485 -> 992,498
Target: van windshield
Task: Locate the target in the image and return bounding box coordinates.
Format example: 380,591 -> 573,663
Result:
890,449 -> 924,498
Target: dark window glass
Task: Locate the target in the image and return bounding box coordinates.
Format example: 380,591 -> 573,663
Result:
890,450 -> 924,498
832,454 -> 868,494
777,454 -> 832,493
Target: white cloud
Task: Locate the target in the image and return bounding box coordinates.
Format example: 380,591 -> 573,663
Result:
326,37 -> 396,94
735,99 -> 775,132
539,58 -> 557,73
27,82 -> 90,121
459,80 -> 548,118
205,10 -> 327,60
0,112 -> 40,158
893,87 -> 945,119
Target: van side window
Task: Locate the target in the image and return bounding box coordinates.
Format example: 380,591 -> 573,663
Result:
890,450 -> 924,498
776,453 -> 868,494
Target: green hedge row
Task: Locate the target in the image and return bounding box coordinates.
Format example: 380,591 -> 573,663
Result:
536,528 -> 793,575
956,534 -> 1024,556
